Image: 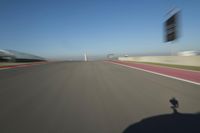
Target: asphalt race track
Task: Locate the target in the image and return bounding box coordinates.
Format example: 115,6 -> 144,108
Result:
0,61 -> 200,133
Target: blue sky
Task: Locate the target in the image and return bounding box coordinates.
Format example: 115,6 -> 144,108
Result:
0,0 -> 200,59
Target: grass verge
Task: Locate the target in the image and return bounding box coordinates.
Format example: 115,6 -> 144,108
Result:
136,62 -> 200,71
0,62 -> 28,67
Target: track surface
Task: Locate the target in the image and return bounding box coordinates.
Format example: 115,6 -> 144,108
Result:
0,61 -> 200,133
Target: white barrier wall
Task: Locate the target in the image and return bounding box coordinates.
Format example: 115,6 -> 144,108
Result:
118,56 -> 200,66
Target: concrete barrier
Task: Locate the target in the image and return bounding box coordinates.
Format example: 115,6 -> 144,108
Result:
118,56 -> 200,66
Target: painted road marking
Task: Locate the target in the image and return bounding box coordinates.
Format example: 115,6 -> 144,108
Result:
107,61 -> 200,86
0,62 -> 47,70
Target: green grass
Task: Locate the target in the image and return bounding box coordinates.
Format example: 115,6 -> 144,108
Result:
0,62 -> 28,67
137,62 -> 200,71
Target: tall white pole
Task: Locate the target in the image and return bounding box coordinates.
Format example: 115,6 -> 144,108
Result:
84,53 -> 87,61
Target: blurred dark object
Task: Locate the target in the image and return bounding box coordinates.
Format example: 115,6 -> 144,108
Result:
164,11 -> 180,42
123,98 -> 200,133
123,112 -> 200,133
169,97 -> 179,113
0,49 -> 45,62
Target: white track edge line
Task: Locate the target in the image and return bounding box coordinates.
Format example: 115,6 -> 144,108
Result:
107,61 -> 200,86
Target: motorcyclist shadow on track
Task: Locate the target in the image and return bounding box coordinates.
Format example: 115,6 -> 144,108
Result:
123,97 -> 200,133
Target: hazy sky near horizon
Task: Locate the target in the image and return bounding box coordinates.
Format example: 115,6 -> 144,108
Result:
0,0 -> 200,58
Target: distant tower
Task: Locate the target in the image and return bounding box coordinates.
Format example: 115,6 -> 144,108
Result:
84,53 -> 87,61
